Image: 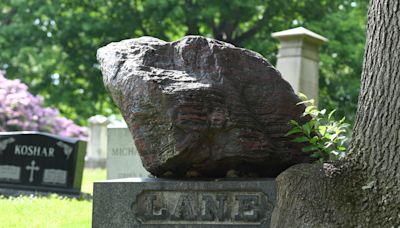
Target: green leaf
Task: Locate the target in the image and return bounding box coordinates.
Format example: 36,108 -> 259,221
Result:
297,100 -> 313,105
305,105 -> 316,113
328,110 -> 336,120
285,128 -> 303,136
340,123 -> 350,128
318,125 -> 327,135
310,153 -> 322,158
292,136 -> 309,143
289,120 -> 299,126
310,136 -> 319,144
297,92 -> 308,101
302,123 -> 312,136
302,145 -> 319,152
308,119 -> 317,128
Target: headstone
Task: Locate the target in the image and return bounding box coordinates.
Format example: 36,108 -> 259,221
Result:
93,178 -> 276,227
106,124 -> 150,179
272,27 -> 328,104
0,131 -> 86,196
86,115 -> 109,168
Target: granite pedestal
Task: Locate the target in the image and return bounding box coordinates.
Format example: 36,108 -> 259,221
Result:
93,178 -> 276,227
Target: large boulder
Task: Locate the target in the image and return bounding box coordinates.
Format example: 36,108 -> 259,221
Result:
97,36 -> 311,177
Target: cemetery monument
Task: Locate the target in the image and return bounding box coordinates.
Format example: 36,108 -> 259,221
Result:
93,35 -> 312,227
272,27 -> 328,104
106,121 -> 150,179
0,132 -> 86,196
86,115 -> 109,168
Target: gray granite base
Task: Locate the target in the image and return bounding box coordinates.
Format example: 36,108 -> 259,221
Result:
92,178 -> 276,227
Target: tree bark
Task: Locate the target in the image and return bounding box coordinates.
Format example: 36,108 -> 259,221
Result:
271,0 -> 400,227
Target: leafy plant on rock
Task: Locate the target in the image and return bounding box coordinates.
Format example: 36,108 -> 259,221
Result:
287,94 -> 349,162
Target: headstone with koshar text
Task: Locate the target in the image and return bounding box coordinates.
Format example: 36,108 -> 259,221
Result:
0,131 -> 86,196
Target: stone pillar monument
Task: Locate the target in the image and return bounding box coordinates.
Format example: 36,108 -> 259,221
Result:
85,115 -> 109,168
272,27 -> 327,103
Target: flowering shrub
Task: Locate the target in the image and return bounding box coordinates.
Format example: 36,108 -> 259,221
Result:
0,72 -> 87,140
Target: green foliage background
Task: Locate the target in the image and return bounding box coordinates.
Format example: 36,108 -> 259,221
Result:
0,0 -> 368,125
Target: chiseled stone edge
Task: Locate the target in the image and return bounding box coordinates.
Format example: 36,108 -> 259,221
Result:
92,178 -> 276,227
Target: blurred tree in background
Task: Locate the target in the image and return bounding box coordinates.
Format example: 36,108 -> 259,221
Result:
0,0 -> 368,126
0,71 -> 87,139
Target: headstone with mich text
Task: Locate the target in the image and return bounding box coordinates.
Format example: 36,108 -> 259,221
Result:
106,125 -> 150,179
0,132 -> 86,196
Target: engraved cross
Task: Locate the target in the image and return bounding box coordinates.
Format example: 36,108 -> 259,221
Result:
26,160 -> 40,183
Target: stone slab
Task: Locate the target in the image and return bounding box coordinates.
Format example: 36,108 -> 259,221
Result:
0,131 -> 86,196
93,178 -> 276,227
85,115 -> 108,168
106,127 -> 150,179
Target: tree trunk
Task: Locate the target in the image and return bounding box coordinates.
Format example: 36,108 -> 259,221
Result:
271,0 -> 400,227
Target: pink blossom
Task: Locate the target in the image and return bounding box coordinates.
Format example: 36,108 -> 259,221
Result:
0,71 -> 87,140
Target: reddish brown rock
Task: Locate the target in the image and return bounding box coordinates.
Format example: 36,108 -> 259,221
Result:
97,36 -> 311,177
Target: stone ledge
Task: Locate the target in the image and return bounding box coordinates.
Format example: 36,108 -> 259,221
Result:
93,178 -> 276,227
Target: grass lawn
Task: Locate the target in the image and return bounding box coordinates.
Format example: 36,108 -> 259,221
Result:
0,168 -> 106,228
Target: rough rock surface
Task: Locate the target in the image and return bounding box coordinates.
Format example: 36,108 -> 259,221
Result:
97,36 -> 311,177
